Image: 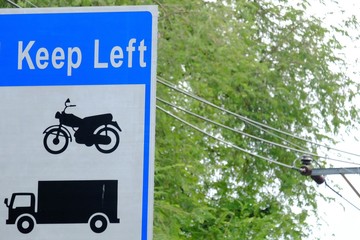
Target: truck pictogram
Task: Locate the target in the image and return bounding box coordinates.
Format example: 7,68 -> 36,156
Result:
4,180 -> 120,234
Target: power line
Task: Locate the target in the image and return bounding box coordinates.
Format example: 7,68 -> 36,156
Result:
157,77 -> 310,150
5,0 -> 21,8
325,181 -> 360,211
23,0 -> 37,7
158,100 -> 360,214
4,0 -> 37,8
157,97 -> 360,166
158,77 -> 360,213
157,77 -> 360,160
341,174 -> 360,200
157,105 -> 301,171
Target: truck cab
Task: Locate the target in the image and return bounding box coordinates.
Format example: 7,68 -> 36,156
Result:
4,193 -> 36,233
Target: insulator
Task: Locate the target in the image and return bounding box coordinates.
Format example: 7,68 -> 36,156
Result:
301,155 -> 312,165
299,165 -> 312,176
311,175 -> 326,185
299,157 -> 325,184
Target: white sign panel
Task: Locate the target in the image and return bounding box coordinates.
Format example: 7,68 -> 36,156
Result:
0,6 -> 157,240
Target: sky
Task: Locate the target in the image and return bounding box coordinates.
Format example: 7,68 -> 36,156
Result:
311,141 -> 360,240
306,1 -> 360,239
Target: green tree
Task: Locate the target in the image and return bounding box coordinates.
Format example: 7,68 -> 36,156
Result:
155,1 -> 359,239
3,0 -> 359,239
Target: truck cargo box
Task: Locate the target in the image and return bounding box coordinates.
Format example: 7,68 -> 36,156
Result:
37,180 -> 119,224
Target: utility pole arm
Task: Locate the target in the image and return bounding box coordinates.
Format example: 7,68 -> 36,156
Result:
299,156 -> 360,201
299,155 -> 360,184
310,167 -> 360,176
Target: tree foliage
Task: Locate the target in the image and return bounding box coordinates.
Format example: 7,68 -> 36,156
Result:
155,1 -> 359,239
3,0 -> 359,239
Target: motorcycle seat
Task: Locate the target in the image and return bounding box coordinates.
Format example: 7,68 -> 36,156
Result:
82,113 -> 113,126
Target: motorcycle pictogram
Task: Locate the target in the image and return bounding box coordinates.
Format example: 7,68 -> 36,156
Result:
43,99 -> 122,154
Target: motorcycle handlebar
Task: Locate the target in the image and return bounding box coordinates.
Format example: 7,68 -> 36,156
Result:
63,103 -> 76,112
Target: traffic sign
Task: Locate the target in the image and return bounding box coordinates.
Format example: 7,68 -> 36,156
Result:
0,6 -> 157,240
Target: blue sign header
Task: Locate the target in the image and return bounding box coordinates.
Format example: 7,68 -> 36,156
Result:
0,10 -> 153,86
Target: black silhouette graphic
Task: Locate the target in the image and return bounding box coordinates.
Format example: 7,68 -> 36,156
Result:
4,180 -> 120,234
43,99 -> 122,154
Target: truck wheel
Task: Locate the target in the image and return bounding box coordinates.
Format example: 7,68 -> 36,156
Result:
90,215 -> 108,233
17,216 -> 34,234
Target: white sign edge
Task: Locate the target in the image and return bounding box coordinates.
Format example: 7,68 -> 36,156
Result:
0,5 -> 158,14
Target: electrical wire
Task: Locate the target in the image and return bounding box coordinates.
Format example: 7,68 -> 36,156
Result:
157,77 -> 306,151
5,0 -> 37,8
341,174 -> 360,200
158,77 -> 360,213
157,97 -> 360,166
157,105 -> 301,171
158,77 -> 311,151
325,181 -> 360,211
157,77 -> 360,160
5,0 -> 21,8
159,100 -> 360,213
23,0 -> 37,7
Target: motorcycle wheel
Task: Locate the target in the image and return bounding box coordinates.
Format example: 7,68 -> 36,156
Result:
95,127 -> 120,154
43,128 -> 69,154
